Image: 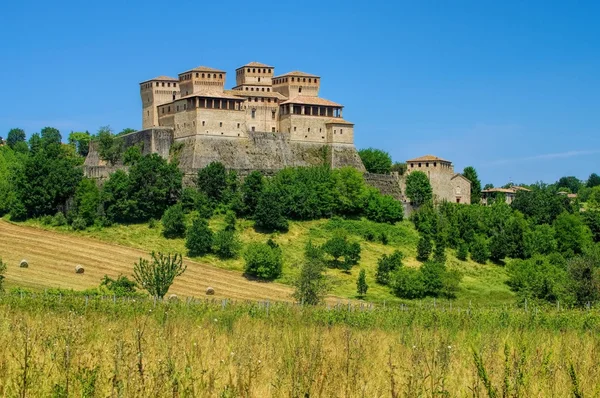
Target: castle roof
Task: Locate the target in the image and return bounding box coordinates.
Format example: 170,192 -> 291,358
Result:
178,91 -> 245,100
325,118 -> 354,125
237,62 -> 274,69
280,96 -> 341,107
139,75 -> 178,84
451,173 -> 471,183
274,71 -> 319,78
406,155 -> 451,163
180,65 -> 226,74
482,186 -> 531,194
226,89 -> 288,100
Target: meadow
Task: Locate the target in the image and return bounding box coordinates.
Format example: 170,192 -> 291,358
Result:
0,292 -> 598,397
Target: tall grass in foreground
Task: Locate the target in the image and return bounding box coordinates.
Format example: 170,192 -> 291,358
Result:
0,294 -> 599,397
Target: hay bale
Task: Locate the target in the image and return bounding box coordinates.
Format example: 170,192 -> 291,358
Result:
75,265 -> 85,274
206,287 -> 215,295
19,259 -> 28,268
168,294 -> 178,301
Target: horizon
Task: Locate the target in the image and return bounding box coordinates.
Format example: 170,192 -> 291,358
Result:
1,0 -> 598,186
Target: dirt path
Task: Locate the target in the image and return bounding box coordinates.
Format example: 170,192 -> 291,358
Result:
0,220 -> 294,302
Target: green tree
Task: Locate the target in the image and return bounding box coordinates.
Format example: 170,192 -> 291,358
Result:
421,261 -> 446,297
512,185 -> 571,225
241,170 -> 264,216
581,211 -> 600,243
365,190 -> 404,224
457,241 -> 468,261
463,166 -> 482,204
197,161 -> 228,203
471,235 -> 490,264
6,128 -> 26,149
390,162 -> 407,175
554,212 -> 591,257
391,267 -> 425,299
40,127 -> 62,147
254,183 -> 288,232
185,217 -> 213,257
375,250 -> 403,285
358,148 -> 392,174
322,235 -> 348,264
293,241 -> 329,305
97,126 -> 124,165
101,170 -> 134,223
356,269 -> 368,298
244,241 -> 283,280
507,255 -> 572,305
68,131 -> 92,157
405,171 -> 433,206
161,204 -> 186,239
343,241 -> 361,271
123,145 -> 143,165
117,128 -> 136,136
416,235 -> 432,262
331,167 -> 368,216
73,178 -> 100,227
557,176 -> 583,193
567,248 -> 600,306
133,252 -> 186,299
587,173 -> 600,188
212,229 -> 241,259
524,224 -> 557,256
28,133 -> 42,154
433,233 -> 446,264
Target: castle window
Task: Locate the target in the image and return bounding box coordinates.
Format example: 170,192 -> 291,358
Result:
255,97 -> 258,102
434,162 -> 437,167
291,77 -> 295,82
411,163 -> 414,168
261,97 -> 264,102
299,87 -> 302,93
274,99 -> 277,103
237,123 -> 240,128
213,74 -> 216,78
196,73 -> 199,78
202,73 -> 205,78
263,69 -> 266,73
340,129 -> 343,134
258,77 -> 261,82
334,130 -> 337,134
176,105 -> 179,111
162,108 -> 164,114
219,74 -> 222,78
253,68 -> 256,73
174,83 -> 176,87
271,110 -> 276,119
251,87 -> 254,91
319,128 -> 322,132
267,98 -> 271,103
156,82 -> 159,86
268,69 -> 271,73
251,109 -> 256,119
305,135 -> 308,138
147,111 -> 149,116
245,87 -> 248,91
261,87 -> 264,91
252,126 -> 255,132
272,127 -> 276,132
418,163 -> 421,167
247,68 -> 250,72
184,104 -> 187,110
219,122 -> 223,127
426,162 -> 429,167
167,83 -> 170,87
162,82 -> 165,87
167,106 -> 170,112
303,78 -> 306,82
294,126 -> 297,131
267,88 -> 270,92
308,128 -> 311,132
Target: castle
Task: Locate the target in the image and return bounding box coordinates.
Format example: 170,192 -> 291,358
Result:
84,61 -> 470,206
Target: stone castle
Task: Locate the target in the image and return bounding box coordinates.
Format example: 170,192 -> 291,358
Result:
84,61 -> 470,205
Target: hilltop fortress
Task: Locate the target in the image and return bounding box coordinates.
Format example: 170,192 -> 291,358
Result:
84,61 -> 470,205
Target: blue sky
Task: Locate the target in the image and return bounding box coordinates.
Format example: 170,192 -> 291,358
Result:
1,0 -> 598,186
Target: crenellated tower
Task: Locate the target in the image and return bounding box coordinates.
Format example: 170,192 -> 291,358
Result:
140,76 -> 180,129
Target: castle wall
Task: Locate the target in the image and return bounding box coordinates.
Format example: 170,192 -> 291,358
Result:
363,173 -> 404,201
326,123 -> 354,145
246,102 -> 278,133
280,114 -> 331,143
173,108 -> 247,139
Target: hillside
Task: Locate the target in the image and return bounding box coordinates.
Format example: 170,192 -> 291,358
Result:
2,216 -> 515,305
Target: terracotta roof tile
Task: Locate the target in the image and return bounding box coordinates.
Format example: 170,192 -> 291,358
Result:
274,70 -> 319,78
139,75 -> 178,84
238,62 -> 274,69
178,91 -> 244,100
406,155 -> 451,163
226,89 -> 287,100
325,118 -> 354,125
281,96 -> 341,107
180,65 -> 226,74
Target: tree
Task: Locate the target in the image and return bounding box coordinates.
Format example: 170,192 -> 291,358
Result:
356,269 -> 368,298
483,183 -> 494,190
101,170 -> 133,223
511,185 -> 571,225
421,261 -> 446,297
524,224 -> 557,256
241,170 -> 264,216
212,229 -> 241,259
117,128 -> 136,136
322,235 -> 362,270
254,184 -> 288,232
331,167 -> 368,216
244,241 -> 283,280
567,248 -> 600,306
97,126 -> 123,166
463,166 -> 482,204
365,191 -> 403,224
133,252 -> 186,299
293,241 -> 329,305
457,241 -> 468,261
68,131 -> 92,157
581,211 -> 600,243
343,241 -> 361,271
161,204 -> 186,239
73,178 -> 100,227
358,148 -> 392,174
375,250 -> 403,285
416,235 -> 432,262
557,176 -> 583,193
405,171 -> 433,206
391,267 -> 425,299
40,127 -> 62,147
470,235 -> 490,264
186,217 -> 213,257
28,133 -> 42,154
433,233 -> 446,264
587,173 -> 600,188
554,212 -> 591,257
391,162 -> 407,175
6,128 -> 26,149
197,161 -> 228,203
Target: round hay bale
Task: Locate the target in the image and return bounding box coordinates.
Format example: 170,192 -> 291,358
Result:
19,259 -> 28,268
206,287 -> 215,295
168,294 -> 178,301
75,265 -> 85,274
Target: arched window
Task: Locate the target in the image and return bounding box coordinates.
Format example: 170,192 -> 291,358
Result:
196,73 -> 199,78
213,74 -> 216,78
303,78 -> 306,82
291,77 -> 294,82
247,68 -> 250,72
202,73 -> 205,78
252,68 -> 256,73
299,87 -> 302,93
219,74 -> 222,78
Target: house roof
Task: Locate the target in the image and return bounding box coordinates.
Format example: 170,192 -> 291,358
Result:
280,96 -> 341,107
139,75 -> 178,84
325,118 -> 354,125
179,65 -> 226,74
406,155 -> 451,163
274,70 -> 319,78
237,61 -> 274,69
451,173 -> 471,183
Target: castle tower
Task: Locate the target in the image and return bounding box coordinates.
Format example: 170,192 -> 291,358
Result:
272,71 -> 320,98
140,76 -> 180,129
178,66 -> 226,97
234,62 -> 274,90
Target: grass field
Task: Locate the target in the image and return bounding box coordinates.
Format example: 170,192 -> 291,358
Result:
0,294 -> 598,397
1,215 -> 514,305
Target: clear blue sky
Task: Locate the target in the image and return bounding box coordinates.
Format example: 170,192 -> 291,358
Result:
1,0 -> 599,186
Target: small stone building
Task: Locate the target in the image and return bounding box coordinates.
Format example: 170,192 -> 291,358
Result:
405,155 -> 472,204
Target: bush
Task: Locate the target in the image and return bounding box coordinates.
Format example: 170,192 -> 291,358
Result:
356,269 -> 368,297
457,242 -> 468,261
421,261 -> 446,297
433,234 -> 446,264
293,241 -> 328,305
161,204 -> 186,239
243,242 -> 283,280
148,218 -> 158,229
416,235 -> 432,262
52,212 -> 67,227
358,148 -> 392,174
186,217 -> 213,257
224,210 -> 237,231
9,200 -> 27,221
100,274 -> 137,296
375,250 -> 403,285
322,235 -> 361,270
212,229 -> 241,259
197,161 -> 228,203
391,267 -> 425,299
343,242 -> 362,271
254,184 -> 288,232
133,252 -> 186,299
365,192 -> 403,224
471,235 -> 490,264
71,217 -> 87,231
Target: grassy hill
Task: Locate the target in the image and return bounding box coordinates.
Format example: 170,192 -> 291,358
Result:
3,214 -> 515,306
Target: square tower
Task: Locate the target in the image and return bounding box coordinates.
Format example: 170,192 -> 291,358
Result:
140,76 -> 180,129
178,66 -> 226,97
273,71 -> 320,98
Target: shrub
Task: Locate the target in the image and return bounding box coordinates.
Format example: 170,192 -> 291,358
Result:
71,217 -> 87,231
241,170 -> 264,216
197,161 -> 228,203
100,274 -> 137,296
224,210 -> 237,231
148,218 -> 158,229
293,241 -> 328,305
322,235 -> 361,270
379,232 -> 389,245
457,241 -> 468,261
391,267 -> 425,299
186,217 -> 213,257
416,235 -> 432,262
212,229 -> 241,259
358,148 -> 392,174
161,204 -> 186,239
421,261 -> 446,297
375,250 -> 403,285
365,192 -> 403,224
356,269 -> 368,297
9,200 -> 27,221
343,242 -> 362,271
254,184 -> 288,232
52,211 -> 67,226
133,252 -> 186,299
471,235 -> 490,264
405,171 -> 433,206
433,235 -> 446,264
243,242 -> 283,280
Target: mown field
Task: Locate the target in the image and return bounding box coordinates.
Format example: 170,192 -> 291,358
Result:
0,294 -> 598,397
2,215 -> 514,305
